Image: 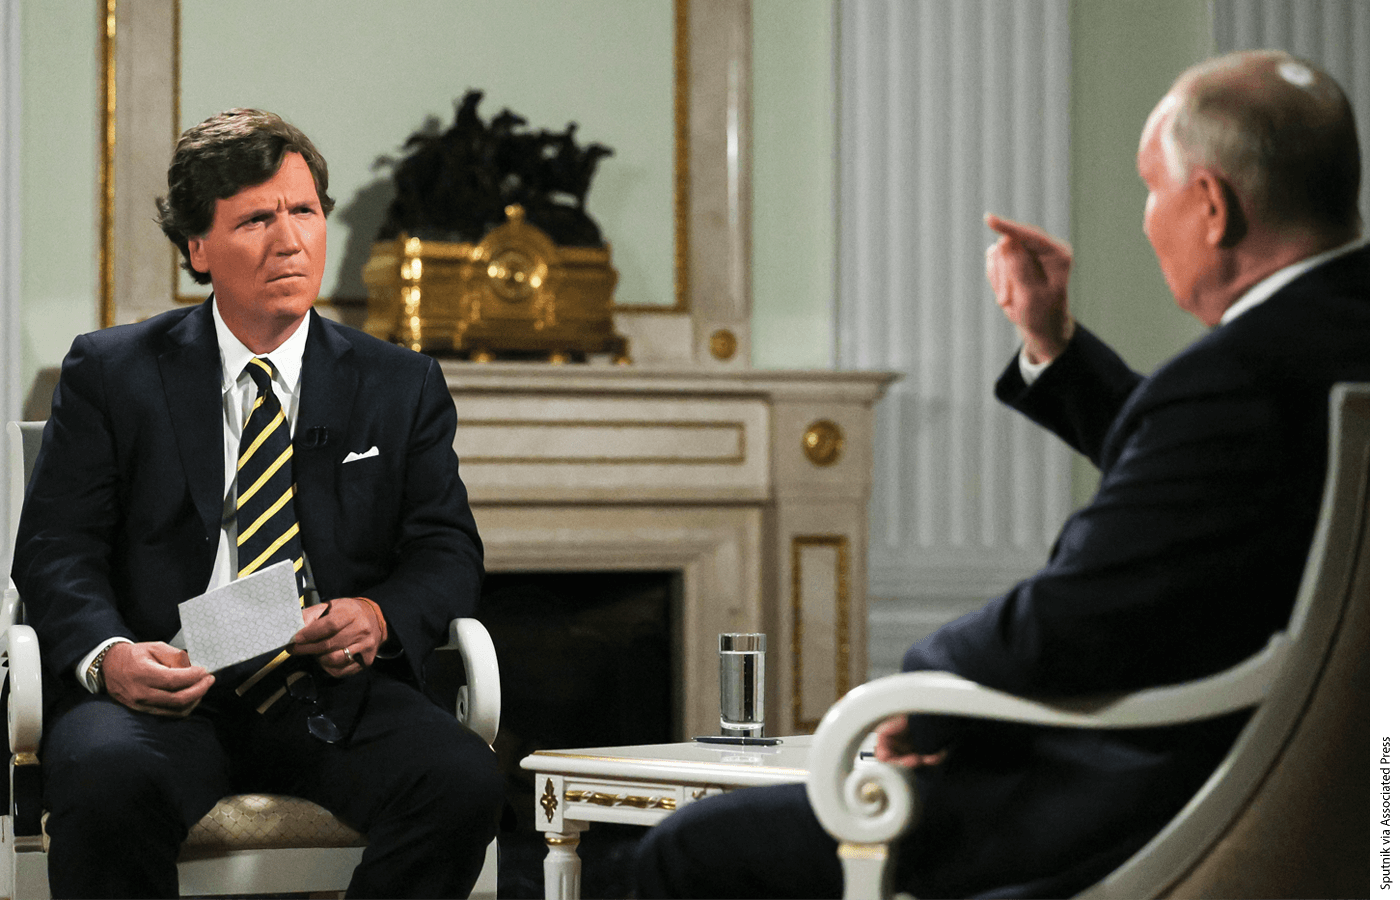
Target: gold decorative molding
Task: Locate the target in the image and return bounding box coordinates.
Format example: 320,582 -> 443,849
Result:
564,789 -> 677,812
802,419 -> 844,467
98,0 -> 117,329
540,777 -> 559,823
791,534 -> 851,732
858,781 -> 887,808
544,833 -> 580,847
838,842 -> 890,861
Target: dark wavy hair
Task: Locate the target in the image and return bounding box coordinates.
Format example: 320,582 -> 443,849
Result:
156,109 -> 336,285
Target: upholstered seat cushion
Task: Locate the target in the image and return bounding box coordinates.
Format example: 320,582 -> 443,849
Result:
40,794 -> 366,853
182,795 -> 367,851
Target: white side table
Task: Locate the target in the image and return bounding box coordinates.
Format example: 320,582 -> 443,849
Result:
520,737 -> 811,900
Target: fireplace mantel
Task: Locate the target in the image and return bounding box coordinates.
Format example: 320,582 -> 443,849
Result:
442,363 -> 896,738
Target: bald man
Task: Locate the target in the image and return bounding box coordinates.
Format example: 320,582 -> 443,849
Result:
634,50 -> 1367,900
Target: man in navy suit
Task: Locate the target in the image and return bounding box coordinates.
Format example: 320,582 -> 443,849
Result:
634,50 -> 1368,899
11,109 -> 502,898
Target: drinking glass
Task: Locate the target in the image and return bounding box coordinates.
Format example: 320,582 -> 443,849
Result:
719,633 -> 765,737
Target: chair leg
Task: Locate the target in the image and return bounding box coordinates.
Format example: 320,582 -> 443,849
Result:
838,841 -> 895,900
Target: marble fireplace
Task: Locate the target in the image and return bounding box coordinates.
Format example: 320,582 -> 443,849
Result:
443,363 -> 894,738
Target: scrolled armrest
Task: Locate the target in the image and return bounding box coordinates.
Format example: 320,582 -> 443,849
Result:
807,639 -> 1287,850
5,621 -> 43,758
443,617 -> 500,746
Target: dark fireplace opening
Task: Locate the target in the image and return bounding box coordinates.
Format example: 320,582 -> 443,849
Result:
476,569 -> 682,899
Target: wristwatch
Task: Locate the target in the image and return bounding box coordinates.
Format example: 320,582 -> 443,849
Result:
86,644 -> 113,693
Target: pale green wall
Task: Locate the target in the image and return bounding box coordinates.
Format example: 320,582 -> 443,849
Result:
18,0 -> 98,414
180,0 -> 674,308
16,0 -> 1215,425
1068,0 -> 1214,505
751,0 -> 835,369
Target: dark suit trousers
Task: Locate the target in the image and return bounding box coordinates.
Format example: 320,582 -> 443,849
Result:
40,668 -> 503,899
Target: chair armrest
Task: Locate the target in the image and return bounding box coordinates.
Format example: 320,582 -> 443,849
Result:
5,621 -> 42,758
806,634 -> 1289,848
1,578 -> 20,631
443,618 -> 500,746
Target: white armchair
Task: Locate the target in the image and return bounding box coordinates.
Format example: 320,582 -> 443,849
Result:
807,383 -> 1369,899
2,420 -> 501,899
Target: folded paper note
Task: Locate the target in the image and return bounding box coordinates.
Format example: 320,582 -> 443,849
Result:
177,561 -> 305,672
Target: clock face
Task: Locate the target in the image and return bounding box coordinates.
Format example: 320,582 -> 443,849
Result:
487,248 -> 547,304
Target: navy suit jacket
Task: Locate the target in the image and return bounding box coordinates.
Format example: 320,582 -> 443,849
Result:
12,299 -> 484,700
895,248 -> 1368,897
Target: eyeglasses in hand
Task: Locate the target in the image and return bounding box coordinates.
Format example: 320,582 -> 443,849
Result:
286,670 -> 372,745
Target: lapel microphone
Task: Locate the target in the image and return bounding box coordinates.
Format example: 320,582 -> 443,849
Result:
302,426 -> 329,449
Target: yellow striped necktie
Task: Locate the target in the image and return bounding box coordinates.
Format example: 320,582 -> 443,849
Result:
236,357 -> 305,601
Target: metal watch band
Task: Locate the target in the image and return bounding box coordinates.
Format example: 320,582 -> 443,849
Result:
87,644 -> 113,693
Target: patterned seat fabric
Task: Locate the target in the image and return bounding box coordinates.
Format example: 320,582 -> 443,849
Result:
182,795 -> 367,851
40,795 -> 365,853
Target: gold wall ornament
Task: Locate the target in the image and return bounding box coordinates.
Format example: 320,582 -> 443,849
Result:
802,419 -> 844,467
709,328 -> 737,360
363,205 -> 629,362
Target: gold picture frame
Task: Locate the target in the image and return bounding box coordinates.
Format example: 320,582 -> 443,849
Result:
98,0 -> 752,356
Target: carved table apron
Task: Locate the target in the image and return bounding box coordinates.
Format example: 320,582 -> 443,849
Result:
520,737 -> 812,900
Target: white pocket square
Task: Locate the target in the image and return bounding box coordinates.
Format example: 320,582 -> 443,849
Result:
342,446 -> 380,464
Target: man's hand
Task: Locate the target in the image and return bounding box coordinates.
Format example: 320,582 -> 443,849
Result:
102,641 -> 214,717
873,715 -> 947,768
984,213 -> 1076,365
290,597 -> 387,678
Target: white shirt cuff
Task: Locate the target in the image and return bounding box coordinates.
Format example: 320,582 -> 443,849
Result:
76,637 -> 133,693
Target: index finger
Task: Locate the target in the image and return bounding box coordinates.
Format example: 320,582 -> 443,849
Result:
984,213 -> 1065,254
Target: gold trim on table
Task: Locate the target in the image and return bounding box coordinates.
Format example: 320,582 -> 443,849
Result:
540,777 -> 559,823
563,789 -> 677,812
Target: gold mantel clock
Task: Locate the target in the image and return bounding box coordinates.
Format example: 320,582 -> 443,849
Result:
362,205 -> 630,363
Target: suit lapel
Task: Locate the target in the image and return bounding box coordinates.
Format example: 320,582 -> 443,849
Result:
295,312 -> 359,533
157,298 -> 225,552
